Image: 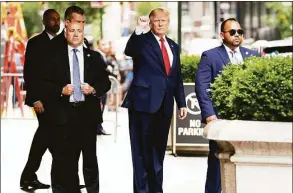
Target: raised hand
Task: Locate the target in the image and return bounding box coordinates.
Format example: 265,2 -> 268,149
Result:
138,16 -> 150,30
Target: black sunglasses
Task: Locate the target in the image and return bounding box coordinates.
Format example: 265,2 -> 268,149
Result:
223,29 -> 244,36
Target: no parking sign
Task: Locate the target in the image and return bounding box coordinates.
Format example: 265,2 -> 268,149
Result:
172,83 -> 208,155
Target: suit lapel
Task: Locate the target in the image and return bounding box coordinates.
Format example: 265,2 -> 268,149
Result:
166,37 -> 176,75
240,46 -> 251,60
60,44 -> 71,84
41,30 -> 50,41
218,44 -> 230,65
83,47 -> 90,82
146,31 -> 165,72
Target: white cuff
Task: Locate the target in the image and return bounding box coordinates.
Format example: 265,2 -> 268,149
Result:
135,27 -> 144,35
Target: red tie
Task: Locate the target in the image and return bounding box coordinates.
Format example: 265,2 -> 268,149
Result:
160,38 -> 171,75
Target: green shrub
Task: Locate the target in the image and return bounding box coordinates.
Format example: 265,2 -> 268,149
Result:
211,56 -> 293,122
180,55 -> 201,83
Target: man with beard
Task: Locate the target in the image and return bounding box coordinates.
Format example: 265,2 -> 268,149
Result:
21,9 -> 60,190
195,18 -> 258,193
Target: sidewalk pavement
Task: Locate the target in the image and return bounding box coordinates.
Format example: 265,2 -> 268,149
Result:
1,106 -> 208,193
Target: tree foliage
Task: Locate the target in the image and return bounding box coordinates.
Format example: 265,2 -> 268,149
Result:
136,2 -> 163,16
266,2 -> 292,39
21,2 -> 43,38
47,2 -> 102,23
22,2 -> 105,39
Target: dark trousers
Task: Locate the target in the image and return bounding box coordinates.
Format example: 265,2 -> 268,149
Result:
50,104 -> 99,193
97,94 -> 107,131
205,140 -> 221,193
21,112 -> 49,182
128,105 -> 172,193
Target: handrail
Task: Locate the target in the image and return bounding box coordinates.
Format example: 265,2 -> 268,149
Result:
108,75 -> 120,142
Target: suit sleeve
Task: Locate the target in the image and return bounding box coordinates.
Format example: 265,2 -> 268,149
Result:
23,39 -> 40,104
23,40 -> 33,90
195,52 -> 215,120
124,32 -> 143,58
174,50 -> 187,109
92,53 -> 111,98
42,51 -> 63,102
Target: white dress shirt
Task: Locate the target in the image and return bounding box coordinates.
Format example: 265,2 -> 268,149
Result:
46,32 -> 54,40
67,45 -> 85,102
223,44 -> 243,64
134,28 -> 173,67
151,32 -> 173,67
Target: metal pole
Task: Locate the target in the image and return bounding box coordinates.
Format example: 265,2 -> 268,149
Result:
100,8 -> 103,39
177,2 -> 182,53
108,76 -> 119,143
214,2 -> 218,35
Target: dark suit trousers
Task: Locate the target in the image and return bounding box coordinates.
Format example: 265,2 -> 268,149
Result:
97,94 -> 107,131
128,103 -> 172,193
205,140 -> 221,193
50,104 -> 99,193
21,112 -> 50,181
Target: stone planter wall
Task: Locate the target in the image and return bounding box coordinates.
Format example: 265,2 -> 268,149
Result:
204,120 -> 292,193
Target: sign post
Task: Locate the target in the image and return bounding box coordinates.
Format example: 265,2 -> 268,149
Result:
172,83 -> 209,156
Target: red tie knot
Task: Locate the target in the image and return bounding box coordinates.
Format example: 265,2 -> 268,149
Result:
160,38 -> 165,42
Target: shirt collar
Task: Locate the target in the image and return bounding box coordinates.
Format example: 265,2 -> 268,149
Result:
151,31 -> 167,42
223,43 -> 240,54
46,31 -> 54,40
68,44 -> 83,53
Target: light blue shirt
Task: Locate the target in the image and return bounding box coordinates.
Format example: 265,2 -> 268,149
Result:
67,45 -> 85,102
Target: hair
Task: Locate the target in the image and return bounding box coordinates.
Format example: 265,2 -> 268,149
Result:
220,18 -> 237,32
64,5 -> 84,21
43,9 -> 58,21
148,8 -> 170,20
97,39 -> 103,45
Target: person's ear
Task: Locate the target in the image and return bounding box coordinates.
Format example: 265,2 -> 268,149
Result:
65,20 -> 70,28
220,32 -> 225,40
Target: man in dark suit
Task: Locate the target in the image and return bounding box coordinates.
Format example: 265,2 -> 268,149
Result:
43,18 -> 110,193
195,18 -> 259,193
21,9 -> 60,190
122,8 -> 187,193
50,6 -> 108,191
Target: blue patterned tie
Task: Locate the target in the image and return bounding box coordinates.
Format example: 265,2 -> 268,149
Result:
230,51 -> 240,64
72,49 -> 82,101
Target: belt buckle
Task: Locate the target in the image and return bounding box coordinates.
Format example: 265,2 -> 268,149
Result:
72,101 -> 81,107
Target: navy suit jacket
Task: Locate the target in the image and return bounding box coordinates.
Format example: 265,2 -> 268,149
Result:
122,31 -> 186,117
195,44 -> 258,122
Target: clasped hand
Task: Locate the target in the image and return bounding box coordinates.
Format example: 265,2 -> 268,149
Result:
62,83 -> 94,96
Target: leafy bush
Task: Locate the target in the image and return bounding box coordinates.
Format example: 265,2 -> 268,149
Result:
180,55 -> 201,83
211,56 -> 292,122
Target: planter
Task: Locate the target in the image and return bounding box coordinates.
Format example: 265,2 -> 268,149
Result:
204,119 -> 292,193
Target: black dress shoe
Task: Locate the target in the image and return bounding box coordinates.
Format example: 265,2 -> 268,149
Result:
97,128 -> 111,135
20,179 -> 50,190
79,184 -> 86,189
